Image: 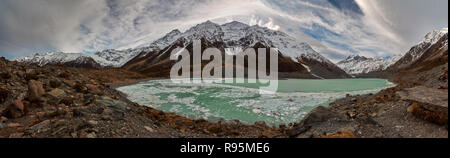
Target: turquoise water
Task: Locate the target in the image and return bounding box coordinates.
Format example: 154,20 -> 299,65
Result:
117,78 -> 394,126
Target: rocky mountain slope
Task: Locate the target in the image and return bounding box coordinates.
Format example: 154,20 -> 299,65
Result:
387,28 -> 448,89
388,28 -> 448,71
124,21 -> 350,79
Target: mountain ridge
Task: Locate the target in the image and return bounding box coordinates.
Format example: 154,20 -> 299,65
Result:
123,20 -> 350,79
16,20 -> 350,79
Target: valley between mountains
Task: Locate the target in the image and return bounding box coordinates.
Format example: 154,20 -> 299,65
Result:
0,21 -> 448,138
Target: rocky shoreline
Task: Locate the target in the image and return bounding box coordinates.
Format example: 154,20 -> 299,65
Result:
286,87 -> 447,138
0,58 -> 284,138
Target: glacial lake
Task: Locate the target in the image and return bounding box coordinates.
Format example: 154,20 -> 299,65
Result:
117,78 -> 394,126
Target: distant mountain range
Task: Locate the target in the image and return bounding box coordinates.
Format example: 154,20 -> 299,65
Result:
15,52 -> 102,68
14,21 -> 448,79
337,54 -> 403,75
15,21 -> 350,79
15,49 -> 140,68
337,28 -> 448,75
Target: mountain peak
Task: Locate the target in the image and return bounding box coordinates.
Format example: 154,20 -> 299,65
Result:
441,27 -> 448,33
196,20 -> 220,27
421,28 -> 448,45
346,54 -> 370,61
168,29 -> 181,34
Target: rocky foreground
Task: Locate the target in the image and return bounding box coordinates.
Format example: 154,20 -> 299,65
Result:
286,87 -> 447,138
0,57 -> 283,138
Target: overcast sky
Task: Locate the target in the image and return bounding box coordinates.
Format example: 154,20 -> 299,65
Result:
0,0 -> 448,62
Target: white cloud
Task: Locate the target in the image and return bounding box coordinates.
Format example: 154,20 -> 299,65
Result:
249,16 -> 280,30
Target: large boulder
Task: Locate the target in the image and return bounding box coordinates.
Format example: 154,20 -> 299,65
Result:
28,80 -> 45,102
397,86 -> 448,125
95,96 -> 127,119
2,100 -> 26,118
285,106 -> 361,138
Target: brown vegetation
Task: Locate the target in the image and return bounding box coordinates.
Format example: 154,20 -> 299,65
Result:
408,102 -> 448,126
317,130 -> 356,138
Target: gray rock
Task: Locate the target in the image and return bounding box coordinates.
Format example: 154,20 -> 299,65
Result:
96,96 -> 127,118
27,120 -> 51,134
397,86 -> 448,125
397,86 -> 448,109
286,106 -> 349,137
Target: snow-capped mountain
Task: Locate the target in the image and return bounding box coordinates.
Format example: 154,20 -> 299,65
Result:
135,21 -> 337,65
15,49 -> 141,68
124,21 -> 349,79
337,54 -> 402,74
386,28 -> 448,88
15,20 -> 349,78
133,29 -> 183,59
15,52 -> 101,68
422,28 -> 448,46
15,48 -> 141,68
91,49 -> 141,67
388,28 -> 448,70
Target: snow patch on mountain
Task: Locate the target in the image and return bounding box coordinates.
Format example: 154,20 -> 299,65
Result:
91,49 -> 141,67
